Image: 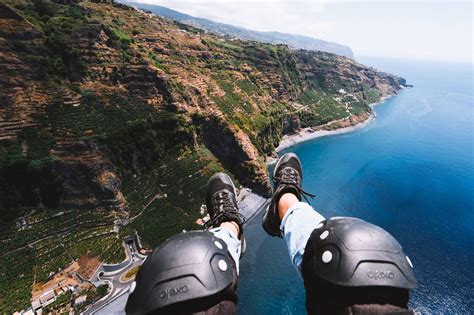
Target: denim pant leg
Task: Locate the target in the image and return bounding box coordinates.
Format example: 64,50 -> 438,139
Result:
210,227 -> 242,275
280,202 -> 326,276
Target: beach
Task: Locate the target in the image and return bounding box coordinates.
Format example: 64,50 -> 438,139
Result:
272,94 -> 394,156
275,114 -> 375,152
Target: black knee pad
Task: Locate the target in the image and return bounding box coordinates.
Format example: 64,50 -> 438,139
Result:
301,217 -> 417,313
126,230 -> 235,314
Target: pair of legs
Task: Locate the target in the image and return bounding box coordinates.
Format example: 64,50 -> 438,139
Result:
212,152 -> 324,278
208,153 -> 416,315
211,193 -> 324,276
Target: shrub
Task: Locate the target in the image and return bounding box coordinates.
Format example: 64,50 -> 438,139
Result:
97,284 -> 109,296
32,0 -> 56,18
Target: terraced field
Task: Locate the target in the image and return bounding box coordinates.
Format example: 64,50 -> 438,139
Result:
121,146 -> 228,248
0,145 -> 225,312
0,208 -> 123,312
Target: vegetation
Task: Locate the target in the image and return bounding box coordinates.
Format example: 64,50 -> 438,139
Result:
212,74 -> 252,116
121,265 -> 140,282
0,208 -> 122,313
120,146 -> 227,247
73,284 -> 109,313
42,291 -> 73,313
16,0 -> 90,81
297,90 -> 348,127
0,248 -> 35,313
363,86 -> 381,104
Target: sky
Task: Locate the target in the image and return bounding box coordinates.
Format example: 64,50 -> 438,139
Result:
132,0 -> 473,63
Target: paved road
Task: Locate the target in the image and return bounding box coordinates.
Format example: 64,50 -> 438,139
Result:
84,241 -> 145,314
92,290 -> 129,315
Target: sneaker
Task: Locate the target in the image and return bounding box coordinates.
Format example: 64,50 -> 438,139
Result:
262,153 -> 314,237
205,172 -> 245,239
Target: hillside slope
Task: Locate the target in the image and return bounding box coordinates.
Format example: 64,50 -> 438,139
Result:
0,0 -> 406,311
124,1 -> 354,58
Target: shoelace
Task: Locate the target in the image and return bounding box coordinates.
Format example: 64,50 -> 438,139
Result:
205,191 -> 245,229
273,168 -> 316,203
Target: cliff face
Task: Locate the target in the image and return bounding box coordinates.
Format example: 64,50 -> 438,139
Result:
0,1 -> 407,310
195,114 -> 271,196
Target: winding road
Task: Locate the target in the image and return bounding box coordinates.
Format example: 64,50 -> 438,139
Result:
84,239 -> 146,314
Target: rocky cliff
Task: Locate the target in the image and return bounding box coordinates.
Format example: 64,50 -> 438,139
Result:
0,1 -> 406,311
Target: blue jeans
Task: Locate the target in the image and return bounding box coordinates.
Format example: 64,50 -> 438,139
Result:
210,227 -> 242,274
210,202 -> 324,276
280,202 -> 325,275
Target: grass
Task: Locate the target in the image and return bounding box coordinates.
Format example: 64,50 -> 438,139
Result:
349,100 -> 371,116
73,284 -> 109,313
105,25 -> 134,47
149,53 -> 170,72
42,291 -> 72,313
68,233 -> 124,263
363,86 -> 381,104
212,74 -> 252,116
236,79 -> 260,96
46,91 -> 155,138
121,265 -> 140,282
202,38 -> 243,53
0,248 -> 35,313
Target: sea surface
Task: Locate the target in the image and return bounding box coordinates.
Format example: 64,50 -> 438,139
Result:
237,57 -> 474,314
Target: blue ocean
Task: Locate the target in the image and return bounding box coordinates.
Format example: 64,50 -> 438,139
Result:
237,58 -> 474,314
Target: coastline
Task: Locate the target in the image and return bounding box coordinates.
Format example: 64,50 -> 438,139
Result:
271,94 -> 395,159
274,114 -> 375,153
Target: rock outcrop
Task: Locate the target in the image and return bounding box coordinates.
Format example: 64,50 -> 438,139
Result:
282,114 -> 301,135
51,140 -> 125,209
196,114 -> 271,196
294,50 -> 404,97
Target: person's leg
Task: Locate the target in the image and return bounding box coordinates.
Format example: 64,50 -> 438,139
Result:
262,154 -> 417,314
278,193 -> 325,275
203,173 -> 244,314
262,153 -> 324,275
210,221 -> 242,274
206,172 -> 245,275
